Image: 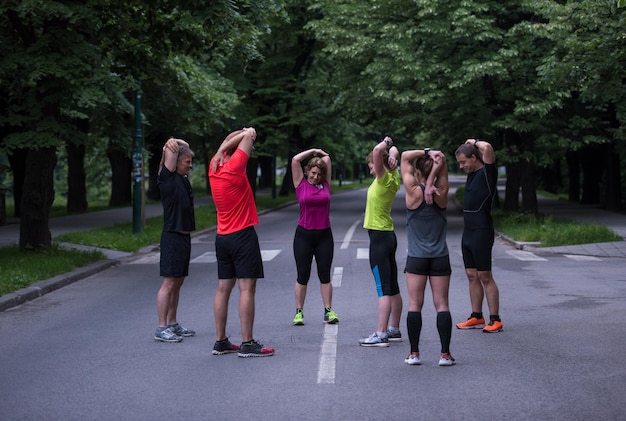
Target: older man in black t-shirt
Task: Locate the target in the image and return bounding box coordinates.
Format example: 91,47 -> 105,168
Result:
154,137 -> 196,343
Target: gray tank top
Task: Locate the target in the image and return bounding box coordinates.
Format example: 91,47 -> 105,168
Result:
406,185 -> 449,258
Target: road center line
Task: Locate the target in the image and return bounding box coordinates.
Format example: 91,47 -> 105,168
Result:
317,324 -> 338,384
332,266 -> 343,287
341,219 -> 361,249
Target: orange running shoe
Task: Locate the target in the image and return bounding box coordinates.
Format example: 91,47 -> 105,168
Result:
483,320 -> 503,333
456,316 -> 485,329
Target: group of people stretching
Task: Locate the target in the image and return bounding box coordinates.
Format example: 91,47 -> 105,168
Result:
153,128 -> 503,364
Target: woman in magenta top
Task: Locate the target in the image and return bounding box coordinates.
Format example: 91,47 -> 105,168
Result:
291,148 -> 338,326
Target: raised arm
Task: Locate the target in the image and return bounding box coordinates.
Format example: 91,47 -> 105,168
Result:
211,127 -> 256,173
159,137 -> 190,175
427,151 -> 449,208
466,138 -> 495,164
401,149 -> 424,208
373,136 -> 398,179
291,148 -> 331,188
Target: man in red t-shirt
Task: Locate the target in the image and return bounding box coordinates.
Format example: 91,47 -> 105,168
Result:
208,127 -> 274,358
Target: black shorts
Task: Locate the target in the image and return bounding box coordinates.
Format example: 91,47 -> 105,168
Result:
160,231 -> 191,277
461,228 -> 494,271
215,226 -> 264,280
404,255 -> 452,277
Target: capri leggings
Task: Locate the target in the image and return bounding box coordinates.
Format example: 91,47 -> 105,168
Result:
293,226 -> 334,286
461,228 -> 494,272
368,230 -> 399,297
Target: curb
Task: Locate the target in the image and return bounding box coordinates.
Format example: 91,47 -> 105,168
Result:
0,260 -> 118,312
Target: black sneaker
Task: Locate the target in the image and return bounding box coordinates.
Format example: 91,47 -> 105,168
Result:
212,338 -> 240,355
238,340 -> 275,358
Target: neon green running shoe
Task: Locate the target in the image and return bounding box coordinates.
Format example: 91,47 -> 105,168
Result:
324,309 -> 339,324
293,311 -> 304,325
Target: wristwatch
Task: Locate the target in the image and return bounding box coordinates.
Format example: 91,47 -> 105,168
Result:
424,148 -> 430,156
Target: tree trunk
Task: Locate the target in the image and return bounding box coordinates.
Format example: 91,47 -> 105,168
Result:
257,155 -> 274,189
146,140 -> 163,201
247,156 -> 258,197
19,147 -> 57,250
7,148 -> 26,218
566,150 -> 580,202
66,141 -> 88,213
107,149 -> 132,206
504,162 -> 521,212
580,145 -> 602,204
520,160 -> 538,214
602,143 -> 622,212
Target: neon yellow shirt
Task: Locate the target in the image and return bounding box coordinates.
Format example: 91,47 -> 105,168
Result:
363,169 -> 400,231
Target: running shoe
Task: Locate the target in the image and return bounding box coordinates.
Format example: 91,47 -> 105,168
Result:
293,311 -> 304,326
212,338 -> 240,355
154,327 -> 183,343
404,353 -> 421,365
387,329 -> 403,342
483,319 -> 503,333
238,340 -> 275,357
456,316 -> 485,329
359,332 -> 390,347
439,353 -> 456,366
168,323 -> 195,337
324,309 -> 339,324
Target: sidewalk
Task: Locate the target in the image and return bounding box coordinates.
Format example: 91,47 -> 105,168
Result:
1,190 -> 625,312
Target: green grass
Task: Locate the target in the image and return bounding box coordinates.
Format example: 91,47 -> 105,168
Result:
0,245 -> 105,296
492,211 -> 621,247
455,186 -> 622,246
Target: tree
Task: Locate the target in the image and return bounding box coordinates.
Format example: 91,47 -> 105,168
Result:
533,0 -> 625,210
0,1 -> 126,249
0,0 -> 286,250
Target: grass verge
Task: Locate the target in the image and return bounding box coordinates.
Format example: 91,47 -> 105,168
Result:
0,245 -> 105,296
492,211 -> 621,246
455,186 -> 622,246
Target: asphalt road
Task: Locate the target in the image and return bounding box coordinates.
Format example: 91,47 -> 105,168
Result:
0,183 -> 624,420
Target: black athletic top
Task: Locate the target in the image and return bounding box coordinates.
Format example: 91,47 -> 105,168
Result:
158,167 -> 196,233
463,163 -> 497,230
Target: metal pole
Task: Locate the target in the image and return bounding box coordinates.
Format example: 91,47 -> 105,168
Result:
132,91 -> 143,233
272,153 -> 277,199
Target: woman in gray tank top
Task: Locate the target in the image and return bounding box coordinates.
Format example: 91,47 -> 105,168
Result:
400,148 -> 455,367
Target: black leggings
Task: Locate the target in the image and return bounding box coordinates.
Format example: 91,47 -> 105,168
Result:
368,230 -> 399,297
293,226 -> 334,285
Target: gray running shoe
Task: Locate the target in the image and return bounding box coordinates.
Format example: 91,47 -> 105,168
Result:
359,332 -> 390,347
212,338 -> 240,355
387,329 -> 403,342
168,323 -> 195,337
154,327 -> 183,343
